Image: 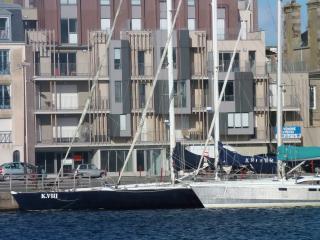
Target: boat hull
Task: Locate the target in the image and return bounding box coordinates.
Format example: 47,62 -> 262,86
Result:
11,186 -> 204,211
190,179 -> 320,208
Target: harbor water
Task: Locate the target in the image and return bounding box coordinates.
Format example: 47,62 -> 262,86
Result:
0,208 -> 319,240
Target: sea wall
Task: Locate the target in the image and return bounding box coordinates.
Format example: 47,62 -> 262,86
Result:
0,193 -> 18,211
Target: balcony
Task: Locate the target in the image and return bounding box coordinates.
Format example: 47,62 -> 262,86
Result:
36,96 -> 110,113
34,63 -> 100,77
0,131 -> 11,143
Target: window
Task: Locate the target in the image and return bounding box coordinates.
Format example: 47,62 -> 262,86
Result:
138,83 -> 146,108
60,0 -> 77,4
160,19 -> 167,30
131,0 -> 141,5
240,20 -> 247,40
188,18 -> 195,30
227,114 -> 234,128
227,113 -> 249,128
120,115 -> 127,131
174,81 -> 187,108
249,51 -> 256,69
0,85 -> 10,109
51,52 -> 76,76
61,18 -> 77,44
115,81 -> 122,103
100,0 -> 110,5
131,18 -> 141,30
187,0 -> 195,6
101,18 -> 110,32
138,51 -> 145,75
102,150 -> 132,172
160,47 -> 176,69
310,86 -> 316,110
13,150 -> 20,163
218,81 -> 234,101
242,113 -> 249,127
219,52 -> 239,72
217,8 -> 226,40
0,50 -> 9,74
0,18 -> 9,40
23,20 -> 37,31
114,48 -> 121,69
217,19 -> 225,40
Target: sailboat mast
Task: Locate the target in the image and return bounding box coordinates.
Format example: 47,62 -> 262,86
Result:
167,0 -> 176,185
212,0 -> 219,179
277,0 -> 283,178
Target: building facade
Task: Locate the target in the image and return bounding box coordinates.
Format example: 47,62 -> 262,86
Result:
8,0 -> 303,176
0,3 -> 26,164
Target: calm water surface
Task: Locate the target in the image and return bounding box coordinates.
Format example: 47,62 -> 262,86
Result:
1,208 -> 320,240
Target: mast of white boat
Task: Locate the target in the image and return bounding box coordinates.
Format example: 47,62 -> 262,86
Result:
277,0 -> 284,178
167,0 -> 176,184
54,0 -> 125,185
212,0 -> 219,180
116,0 -> 183,186
179,1 -> 251,181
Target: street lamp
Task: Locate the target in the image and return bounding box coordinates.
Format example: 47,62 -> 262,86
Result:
18,61 -> 30,173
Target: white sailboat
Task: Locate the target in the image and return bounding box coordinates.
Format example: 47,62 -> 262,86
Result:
189,0 -> 320,208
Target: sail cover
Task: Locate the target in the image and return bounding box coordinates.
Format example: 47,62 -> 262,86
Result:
218,142 -> 277,174
173,142 -> 277,174
278,145 -> 320,161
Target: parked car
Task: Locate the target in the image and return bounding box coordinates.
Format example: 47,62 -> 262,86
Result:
74,164 -> 105,178
0,162 -> 46,181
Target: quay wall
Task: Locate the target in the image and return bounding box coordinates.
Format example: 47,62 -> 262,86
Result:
0,192 -> 18,211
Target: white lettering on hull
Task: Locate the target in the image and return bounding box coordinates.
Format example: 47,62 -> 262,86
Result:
41,193 -> 58,199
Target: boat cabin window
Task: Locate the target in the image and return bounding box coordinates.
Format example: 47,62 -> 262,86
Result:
278,188 -> 287,191
308,188 -> 317,192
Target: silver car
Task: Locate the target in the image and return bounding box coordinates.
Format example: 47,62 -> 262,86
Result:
0,162 -> 36,181
74,164 -> 105,178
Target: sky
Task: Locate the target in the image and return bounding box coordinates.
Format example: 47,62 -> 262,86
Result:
258,0 -> 308,46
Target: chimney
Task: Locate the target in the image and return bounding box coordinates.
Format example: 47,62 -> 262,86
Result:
307,0 -> 320,71
283,0 -> 301,64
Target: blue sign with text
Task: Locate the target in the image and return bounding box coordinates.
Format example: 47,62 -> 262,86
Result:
274,126 -> 301,139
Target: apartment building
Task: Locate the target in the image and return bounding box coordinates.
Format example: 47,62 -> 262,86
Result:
10,0 -> 288,176
0,3 -> 25,164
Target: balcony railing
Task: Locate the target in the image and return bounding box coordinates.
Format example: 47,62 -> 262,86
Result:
132,63 -> 153,77
37,96 -> 110,112
0,131 -> 11,143
0,62 -> 10,75
266,61 -> 308,73
52,63 -> 77,76
34,63 -> 101,77
37,135 -> 110,144
219,60 -> 240,72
